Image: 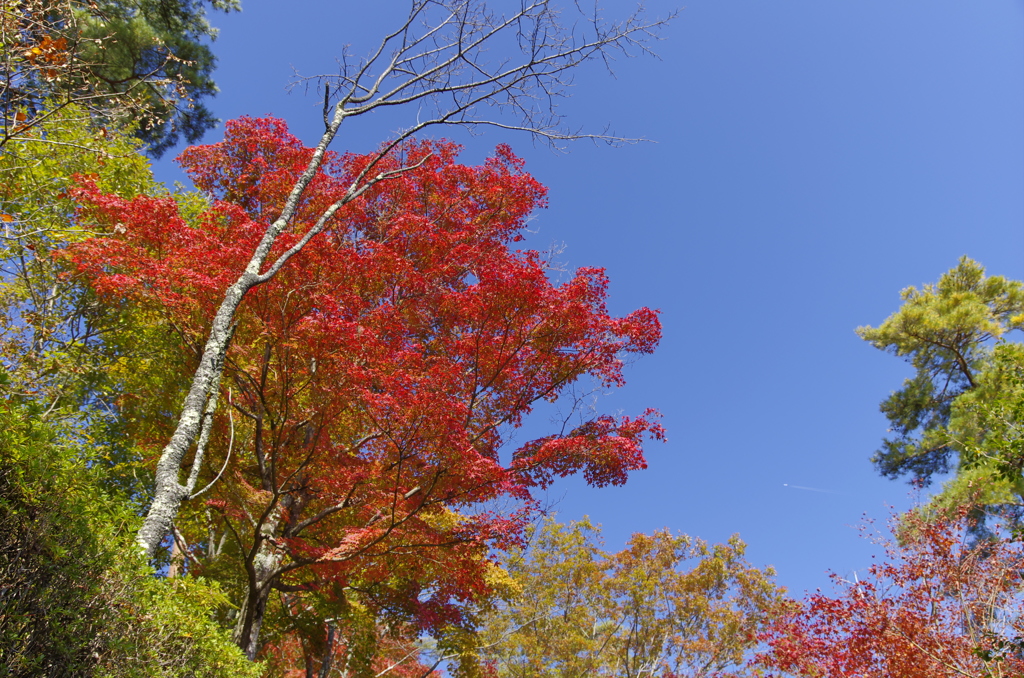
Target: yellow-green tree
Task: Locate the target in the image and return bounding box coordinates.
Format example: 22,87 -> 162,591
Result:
0,105 -> 194,500
478,518 -> 789,678
0,101 -> 270,674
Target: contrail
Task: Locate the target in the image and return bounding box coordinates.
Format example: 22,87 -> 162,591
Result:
782,483 -> 848,495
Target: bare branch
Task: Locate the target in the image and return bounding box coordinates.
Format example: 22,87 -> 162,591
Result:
294,0 -> 676,148
189,396 -> 237,500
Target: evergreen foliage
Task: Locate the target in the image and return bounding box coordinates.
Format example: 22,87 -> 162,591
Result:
1,0 -> 238,155
858,257 -> 1024,484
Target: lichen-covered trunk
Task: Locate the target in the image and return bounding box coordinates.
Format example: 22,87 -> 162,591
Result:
135,105 -> 345,559
135,277 -> 250,557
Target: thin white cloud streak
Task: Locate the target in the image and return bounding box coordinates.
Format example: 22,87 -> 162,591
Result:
782,483 -> 849,495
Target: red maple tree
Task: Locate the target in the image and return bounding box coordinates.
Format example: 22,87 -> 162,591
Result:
757,508 -> 1024,678
63,116 -> 663,666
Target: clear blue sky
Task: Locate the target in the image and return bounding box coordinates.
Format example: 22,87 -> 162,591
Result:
153,0 -> 1024,596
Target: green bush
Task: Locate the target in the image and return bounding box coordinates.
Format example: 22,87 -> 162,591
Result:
0,390 -> 260,678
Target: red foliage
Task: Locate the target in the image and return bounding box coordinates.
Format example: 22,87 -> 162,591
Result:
757,509 -> 1024,678
61,116 -> 663,661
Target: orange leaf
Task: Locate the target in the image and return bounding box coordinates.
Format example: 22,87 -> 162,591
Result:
14,111 -> 26,122
0,215 -> 14,223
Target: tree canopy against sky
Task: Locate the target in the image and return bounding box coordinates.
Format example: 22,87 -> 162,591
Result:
1,1 -> 679,671
104,0 -> 674,565
858,258 -> 1024,484
479,518 -> 787,678
166,0 -> 1023,595
64,114 -> 664,662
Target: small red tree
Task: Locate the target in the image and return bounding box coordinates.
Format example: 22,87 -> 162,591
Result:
757,509 -> 1024,678
63,116 -> 663,663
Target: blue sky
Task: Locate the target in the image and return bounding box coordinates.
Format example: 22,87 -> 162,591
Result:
154,0 -> 1024,596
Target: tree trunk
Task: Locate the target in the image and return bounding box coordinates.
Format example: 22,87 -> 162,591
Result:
233,503 -> 289,659
233,539 -> 284,660
136,278 -> 252,557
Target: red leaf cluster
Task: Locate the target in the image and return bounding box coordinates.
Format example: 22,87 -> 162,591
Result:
757,509 -> 1024,678
61,116 -> 663,656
